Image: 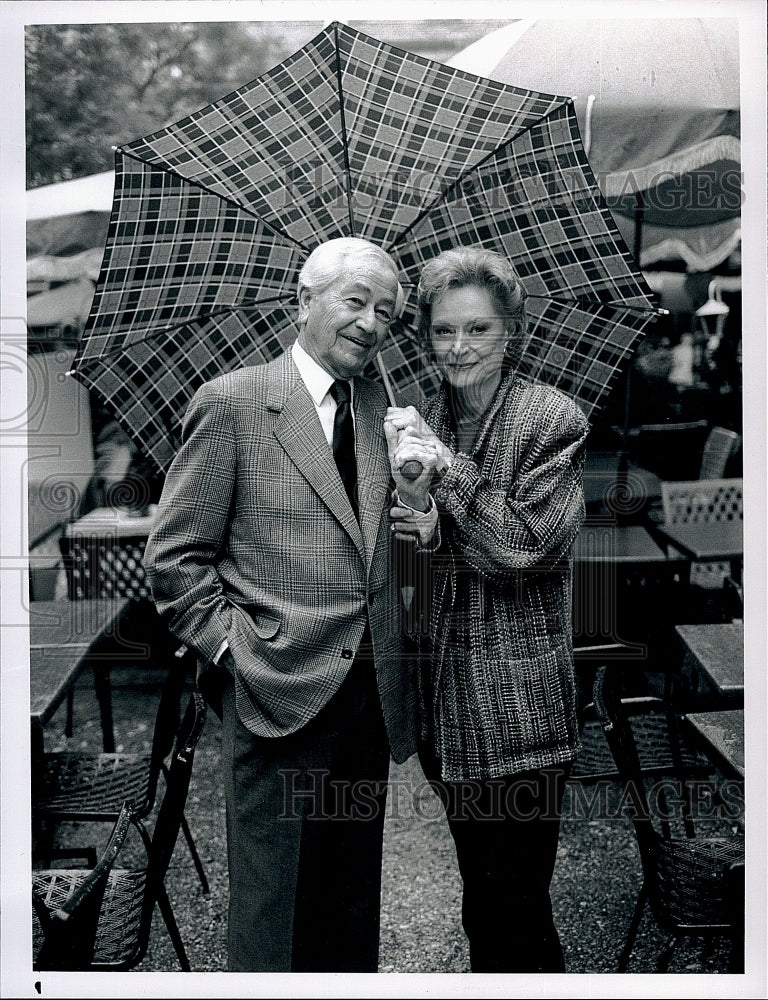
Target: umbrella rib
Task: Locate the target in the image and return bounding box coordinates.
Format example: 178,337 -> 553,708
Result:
386,100 -> 572,254
119,148 -> 313,256
526,293 -> 665,317
333,22 -> 357,235
79,295 -> 296,361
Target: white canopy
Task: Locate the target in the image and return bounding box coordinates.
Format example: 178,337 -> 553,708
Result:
27,170 -> 115,221
448,18 -> 741,272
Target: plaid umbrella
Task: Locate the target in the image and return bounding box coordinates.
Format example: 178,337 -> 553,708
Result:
72,21 -> 661,475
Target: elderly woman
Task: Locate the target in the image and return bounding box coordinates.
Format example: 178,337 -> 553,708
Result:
385,246 -> 589,973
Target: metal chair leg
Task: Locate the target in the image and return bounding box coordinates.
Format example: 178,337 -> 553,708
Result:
726,861 -> 745,973
91,663 -> 115,752
160,759 -> 208,893
65,688 -> 75,738
156,883 -> 190,971
180,812 -> 209,893
618,879 -> 648,972
657,934 -> 679,973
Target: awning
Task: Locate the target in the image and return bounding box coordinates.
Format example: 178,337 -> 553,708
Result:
26,278 -> 96,334
448,18 -> 741,271
27,247 -> 104,284
26,170 -> 115,220
26,171 -> 115,258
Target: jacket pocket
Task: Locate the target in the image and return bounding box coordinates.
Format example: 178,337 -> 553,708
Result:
488,644 -> 578,753
229,603 -> 281,646
250,613 -> 280,640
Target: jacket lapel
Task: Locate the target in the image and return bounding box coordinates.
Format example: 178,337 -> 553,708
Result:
270,353 -> 365,557
471,372 -> 517,457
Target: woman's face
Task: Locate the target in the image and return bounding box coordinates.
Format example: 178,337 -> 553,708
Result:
429,285 -> 508,398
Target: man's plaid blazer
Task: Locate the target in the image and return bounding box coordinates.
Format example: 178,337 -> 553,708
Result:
144,349 -> 417,763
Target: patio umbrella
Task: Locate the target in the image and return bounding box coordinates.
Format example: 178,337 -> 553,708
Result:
27,171 -> 115,260
447,17 -> 741,272
71,20 -> 661,477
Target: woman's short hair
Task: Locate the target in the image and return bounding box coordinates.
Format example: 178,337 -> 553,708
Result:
416,246 -> 528,346
298,237 -> 406,318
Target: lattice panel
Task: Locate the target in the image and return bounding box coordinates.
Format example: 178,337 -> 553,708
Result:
662,479 -> 743,526
60,535 -> 151,601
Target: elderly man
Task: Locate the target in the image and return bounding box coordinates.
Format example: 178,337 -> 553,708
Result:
144,237 -> 436,972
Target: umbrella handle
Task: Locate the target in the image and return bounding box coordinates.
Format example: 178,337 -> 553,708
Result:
399,460 -> 423,481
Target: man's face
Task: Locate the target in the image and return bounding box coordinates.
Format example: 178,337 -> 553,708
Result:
297,258 -> 398,380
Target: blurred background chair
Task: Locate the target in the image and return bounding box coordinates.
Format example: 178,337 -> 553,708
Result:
625,419 -> 710,482
32,645 -> 208,893
592,665 -> 744,973
57,521 -> 168,742
570,525 -> 711,787
660,476 -> 743,530
659,477 -> 743,597
699,426 -> 741,480
722,575 -> 744,621
59,531 -> 151,603
33,692 -> 207,972
571,645 -> 713,787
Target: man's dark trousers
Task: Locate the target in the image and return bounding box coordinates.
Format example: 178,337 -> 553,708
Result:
221,649 -> 390,972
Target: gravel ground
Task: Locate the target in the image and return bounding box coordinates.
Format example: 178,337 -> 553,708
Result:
33,668 -> 747,990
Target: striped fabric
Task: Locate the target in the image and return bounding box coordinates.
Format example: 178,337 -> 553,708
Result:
73,21 -> 659,473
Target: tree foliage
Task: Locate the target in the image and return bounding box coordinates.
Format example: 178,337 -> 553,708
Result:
25,20 -> 512,189
25,22 -> 291,187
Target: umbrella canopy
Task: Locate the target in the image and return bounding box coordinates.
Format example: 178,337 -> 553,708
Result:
72,21 -> 660,475
27,277 -> 96,336
27,171 -> 115,259
449,18 -> 741,271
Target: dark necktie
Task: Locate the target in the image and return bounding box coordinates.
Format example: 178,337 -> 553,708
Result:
330,379 -> 358,519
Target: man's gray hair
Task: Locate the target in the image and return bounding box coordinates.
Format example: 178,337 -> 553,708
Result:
298,237 -> 406,318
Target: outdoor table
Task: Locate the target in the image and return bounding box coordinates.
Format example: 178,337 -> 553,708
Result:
676,622 -> 744,704
572,523 -> 687,662
654,521 -> 743,582
683,709 -> 744,780
30,598 -> 130,755
65,504 -> 157,539
574,523 -> 674,563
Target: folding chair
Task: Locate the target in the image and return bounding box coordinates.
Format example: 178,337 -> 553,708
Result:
626,420 -> 709,482
660,477 -> 743,592
33,802 -> 133,971
592,666 -> 744,973
699,427 -> 740,480
33,693 -> 208,971
33,645 -> 209,894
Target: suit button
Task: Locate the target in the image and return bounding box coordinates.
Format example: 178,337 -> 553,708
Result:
341,649 -> 353,659
368,594 -> 375,606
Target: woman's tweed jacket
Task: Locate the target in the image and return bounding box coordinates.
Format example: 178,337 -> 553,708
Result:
419,372 -> 589,781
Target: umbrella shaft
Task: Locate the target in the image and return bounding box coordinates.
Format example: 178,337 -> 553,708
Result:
376,353 -> 423,481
